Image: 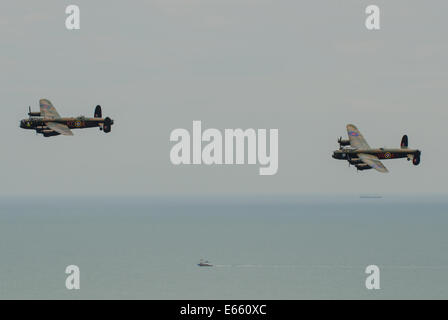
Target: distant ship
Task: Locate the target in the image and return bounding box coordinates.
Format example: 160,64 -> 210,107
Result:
198,259 -> 213,267
360,194 -> 383,199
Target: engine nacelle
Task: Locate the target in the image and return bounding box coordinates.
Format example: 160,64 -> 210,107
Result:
43,130 -> 60,137
338,137 -> 350,146
348,158 -> 363,165
356,163 -> 372,171
28,106 -> 41,117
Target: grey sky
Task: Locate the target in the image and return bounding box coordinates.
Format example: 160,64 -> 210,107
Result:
0,1 -> 447,196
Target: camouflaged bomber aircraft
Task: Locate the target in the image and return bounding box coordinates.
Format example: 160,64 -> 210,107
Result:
332,124 -> 421,173
20,99 -> 114,137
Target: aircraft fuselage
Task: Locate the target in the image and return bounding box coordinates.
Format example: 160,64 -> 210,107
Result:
20,117 -> 112,130
332,148 -> 420,161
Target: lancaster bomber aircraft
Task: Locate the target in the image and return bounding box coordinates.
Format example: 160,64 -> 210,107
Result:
20,99 -> 114,137
332,124 -> 421,173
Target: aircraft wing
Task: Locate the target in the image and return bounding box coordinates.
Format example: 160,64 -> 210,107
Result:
358,153 -> 388,173
346,124 -> 370,149
40,99 -> 61,119
45,122 -> 74,136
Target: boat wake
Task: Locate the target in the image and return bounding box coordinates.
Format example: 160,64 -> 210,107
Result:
211,264 -> 448,270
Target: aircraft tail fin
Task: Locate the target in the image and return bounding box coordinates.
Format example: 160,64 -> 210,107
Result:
401,135 -> 408,148
94,105 -> 102,118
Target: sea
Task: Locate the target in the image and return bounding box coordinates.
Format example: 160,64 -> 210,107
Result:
0,195 -> 447,299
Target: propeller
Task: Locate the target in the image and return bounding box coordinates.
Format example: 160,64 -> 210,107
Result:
338,136 -> 343,149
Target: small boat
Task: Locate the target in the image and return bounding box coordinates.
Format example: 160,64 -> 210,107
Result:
198,259 -> 213,267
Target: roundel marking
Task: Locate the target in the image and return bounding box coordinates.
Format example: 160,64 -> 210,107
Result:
384,152 -> 391,159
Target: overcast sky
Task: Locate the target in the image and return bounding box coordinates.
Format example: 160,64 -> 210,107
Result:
0,1 -> 447,196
